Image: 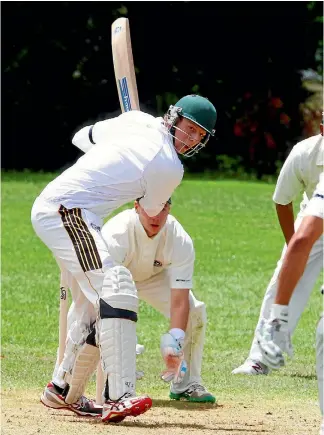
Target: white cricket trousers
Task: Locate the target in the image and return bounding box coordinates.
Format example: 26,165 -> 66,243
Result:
31,197 -> 113,306
249,215 -> 323,364
31,196 -> 114,387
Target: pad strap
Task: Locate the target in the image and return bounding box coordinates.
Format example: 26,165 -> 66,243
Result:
99,298 -> 137,322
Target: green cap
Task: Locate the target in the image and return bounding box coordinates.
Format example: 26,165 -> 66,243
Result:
174,95 -> 217,135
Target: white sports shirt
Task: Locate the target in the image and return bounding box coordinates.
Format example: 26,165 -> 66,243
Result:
101,209 -> 195,288
273,134 -> 323,216
39,111 -> 184,218
304,172 -> 324,220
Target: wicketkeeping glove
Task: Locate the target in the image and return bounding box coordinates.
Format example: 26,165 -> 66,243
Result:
256,304 -> 293,370
160,332 -> 187,384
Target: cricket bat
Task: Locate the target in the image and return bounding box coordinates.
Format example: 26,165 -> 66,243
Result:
96,17 -> 140,405
111,17 -> 140,112
58,268 -> 69,365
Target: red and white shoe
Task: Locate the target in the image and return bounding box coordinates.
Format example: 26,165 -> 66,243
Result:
41,382 -> 102,417
102,393 -> 152,423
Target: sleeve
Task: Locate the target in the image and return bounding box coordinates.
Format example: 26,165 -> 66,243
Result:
72,125 -> 96,153
72,117 -> 120,153
140,160 -> 184,217
272,146 -> 305,205
101,219 -> 129,265
304,196 -> 324,220
167,230 -> 195,289
304,173 -> 324,220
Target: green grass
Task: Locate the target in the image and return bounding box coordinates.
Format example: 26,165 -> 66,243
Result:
1,171 -> 322,405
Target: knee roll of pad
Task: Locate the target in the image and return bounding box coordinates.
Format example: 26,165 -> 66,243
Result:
97,266 -> 138,401
101,265 -> 138,313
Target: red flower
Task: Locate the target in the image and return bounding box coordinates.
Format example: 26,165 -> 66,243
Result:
269,97 -> 283,109
234,122 -> 244,137
264,132 -> 276,149
280,113 -> 290,125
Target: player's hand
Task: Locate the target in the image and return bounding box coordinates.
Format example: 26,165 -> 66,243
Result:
160,332 -> 187,384
256,304 -> 293,370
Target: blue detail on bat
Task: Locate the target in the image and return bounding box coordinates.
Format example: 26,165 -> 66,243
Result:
118,77 -> 132,112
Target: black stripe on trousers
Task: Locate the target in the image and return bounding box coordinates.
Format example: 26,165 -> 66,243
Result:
58,205 -> 102,272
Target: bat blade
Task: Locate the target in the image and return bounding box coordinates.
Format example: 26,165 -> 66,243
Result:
111,17 -> 140,112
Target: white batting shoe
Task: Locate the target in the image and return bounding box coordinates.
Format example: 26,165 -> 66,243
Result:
231,360 -> 269,375
41,382 -> 102,417
102,392 -> 152,423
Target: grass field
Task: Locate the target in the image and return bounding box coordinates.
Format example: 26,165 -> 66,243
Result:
2,171 -> 322,434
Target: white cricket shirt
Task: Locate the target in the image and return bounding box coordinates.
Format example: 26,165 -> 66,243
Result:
101,209 -> 195,288
273,134 -> 323,215
39,111 -> 184,218
304,172 -> 324,220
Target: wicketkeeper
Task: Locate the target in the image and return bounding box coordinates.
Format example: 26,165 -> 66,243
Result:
98,198 -> 215,402
31,95 -> 217,422
233,120 -> 323,375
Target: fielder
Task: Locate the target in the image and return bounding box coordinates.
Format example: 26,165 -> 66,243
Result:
31,95 -> 217,422
233,122 -> 324,375
256,172 -> 324,431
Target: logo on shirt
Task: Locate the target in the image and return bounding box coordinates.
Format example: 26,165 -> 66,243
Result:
154,260 -> 163,267
175,279 -> 190,282
90,223 -> 101,233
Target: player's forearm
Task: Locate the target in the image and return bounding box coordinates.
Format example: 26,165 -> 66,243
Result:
170,289 -> 190,332
275,202 -> 295,245
275,241 -> 311,305
275,215 -> 323,305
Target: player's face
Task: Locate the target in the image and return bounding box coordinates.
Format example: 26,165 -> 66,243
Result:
135,202 -> 170,237
173,118 -> 207,154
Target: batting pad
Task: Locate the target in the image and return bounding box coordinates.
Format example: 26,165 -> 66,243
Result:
97,266 -> 138,401
64,342 -> 100,404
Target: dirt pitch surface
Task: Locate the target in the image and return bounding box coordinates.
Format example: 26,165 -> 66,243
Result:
1,390 -> 321,435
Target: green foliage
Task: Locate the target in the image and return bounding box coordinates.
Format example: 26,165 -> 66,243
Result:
2,2 -> 322,173
2,173 -> 321,404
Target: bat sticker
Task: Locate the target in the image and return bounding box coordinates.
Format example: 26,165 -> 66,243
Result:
118,76 -> 132,112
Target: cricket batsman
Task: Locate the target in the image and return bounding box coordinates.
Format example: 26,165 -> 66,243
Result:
233,119 -> 323,375
31,95 -> 217,422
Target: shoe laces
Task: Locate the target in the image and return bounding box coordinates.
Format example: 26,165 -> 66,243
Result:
187,383 -> 206,393
77,395 -> 93,407
104,392 -> 134,410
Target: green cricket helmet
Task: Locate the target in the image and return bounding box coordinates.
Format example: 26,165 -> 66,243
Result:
165,94 -> 217,157
175,94 -> 217,136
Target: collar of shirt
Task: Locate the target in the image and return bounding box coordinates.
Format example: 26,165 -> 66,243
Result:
134,212 -> 164,245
